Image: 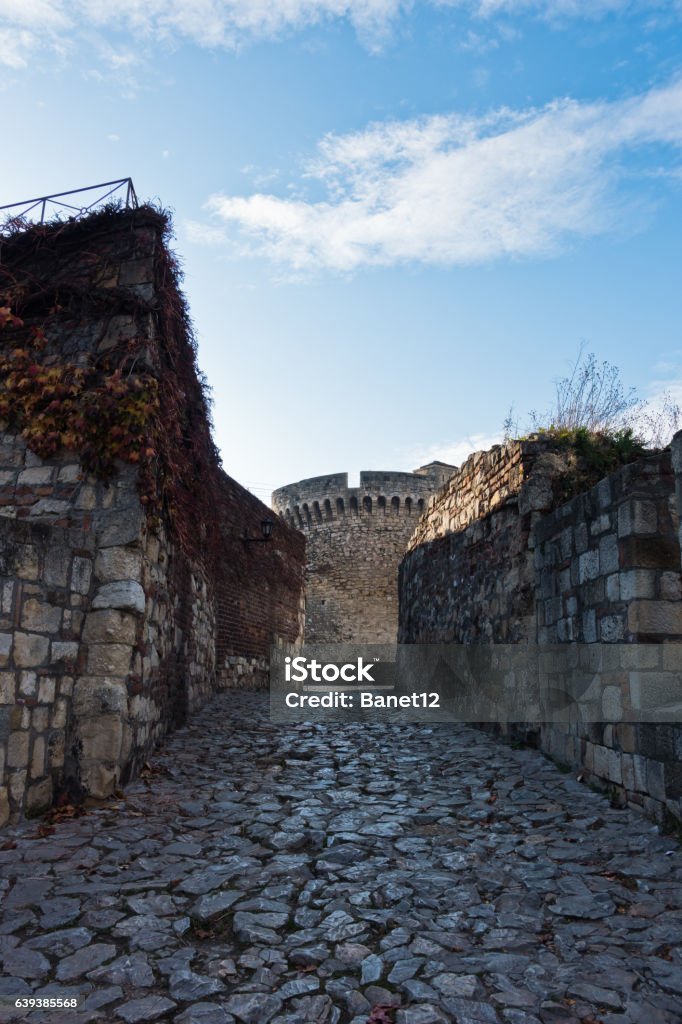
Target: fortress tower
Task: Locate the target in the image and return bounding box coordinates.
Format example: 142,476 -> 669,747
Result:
272,463 -> 454,643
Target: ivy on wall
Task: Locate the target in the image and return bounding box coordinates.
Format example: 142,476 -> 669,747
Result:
0,205 -> 223,559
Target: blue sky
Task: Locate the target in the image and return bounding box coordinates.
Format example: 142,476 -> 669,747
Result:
1,2 -> 681,500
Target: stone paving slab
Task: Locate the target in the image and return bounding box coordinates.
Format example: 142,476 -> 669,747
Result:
0,690 -> 681,1024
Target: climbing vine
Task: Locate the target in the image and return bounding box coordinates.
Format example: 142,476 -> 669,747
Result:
0,312 -> 159,482
0,204 -> 224,559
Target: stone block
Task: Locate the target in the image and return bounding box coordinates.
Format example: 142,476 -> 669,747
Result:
74,486 -> 97,510
597,477 -> 611,510
87,643 -> 133,676
599,615 -> 625,643
19,672 -> 37,698
21,599 -> 62,634
632,754 -> 647,792
83,609 -> 138,645
607,748 -> 622,784
571,522 -> 586,556
622,753 -> 635,792
48,732 -> 64,769
17,467 -> 53,487
95,546 -> 143,583
37,677 -> 56,703
44,546 -> 71,587
8,769 -> 26,805
620,570 -> 656,601
50,641 -> 79,666
619,535 -> 679,570
581,609 -> 597,643
605,573 -> 620,601
119,257 -> 154,286
618,499 -> 657,537
0,786 -> 8,827
26,778 -> 52,814
0,633 -> 11,667
589,513 -> 609,536
646,759 -> 666,802
7,730 -> 29,768
81,761 -> 119,799
29,499 -> 70,517
97,314 -> 136,353
16,546 -> 39,581
627,600 -> 682,636
31,735 -> 45,778
660,571 -> 682,600
616,724 -> 637,753
578,550 -> 600,583
593,744 -> 609,780
13,633 -> 50,668
601,685 -> 622,721
92,581 -> 145,614
73,677 -> 128,717
71,557 -> 93,595
57,464 -> 82,484
98,508 -> 143,547
31,706 -> 48,731
598,534 -> 619,574
78,715 -> 123,767
51,698 -> 68,730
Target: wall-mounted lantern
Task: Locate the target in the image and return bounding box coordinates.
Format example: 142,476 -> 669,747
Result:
242,519 -> 274,544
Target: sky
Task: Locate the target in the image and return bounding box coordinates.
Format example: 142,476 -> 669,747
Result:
1,1 -> 681,502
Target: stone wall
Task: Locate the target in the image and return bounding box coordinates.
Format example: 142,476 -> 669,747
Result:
272,464 -> 453,642
399,439 -> 682,821
0,208 -> 305,825
533,449 -> 681,820
400,440 -> 576,644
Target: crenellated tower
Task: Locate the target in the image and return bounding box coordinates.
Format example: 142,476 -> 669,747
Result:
272,463 -> 454,642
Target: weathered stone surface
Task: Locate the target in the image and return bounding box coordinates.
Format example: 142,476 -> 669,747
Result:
72,677 -> 128,717
82,608 -> 138,645
86,642 -> 133,675
95,546 -> 143,583
0,690 -> 680,1024
175,1004 -> 235,1024
20,599 -> 62,634
56,941 -> 117,980
115,996 -> 177,1022
2,944 -> 50,979
13,632 -> 49,667
92,581 -> 145,614
169,968 -> 224,1000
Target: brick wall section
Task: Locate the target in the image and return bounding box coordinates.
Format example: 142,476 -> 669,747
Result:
214,473 -> 305,689
0,210 -> 305,826
272,466 -> 453,643
399,440 -> 682,821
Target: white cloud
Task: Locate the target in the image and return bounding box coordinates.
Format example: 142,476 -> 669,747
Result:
204,79 -> 682,270
405,432 -> 503,470
0,28 -> 36,68
0,0 -> 678,66
184,219 -> 228,245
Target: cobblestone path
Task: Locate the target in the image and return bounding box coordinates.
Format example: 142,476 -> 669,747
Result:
1,691 -> 681,1024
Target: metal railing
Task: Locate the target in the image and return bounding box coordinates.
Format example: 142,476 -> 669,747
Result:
0,178 -> 138,226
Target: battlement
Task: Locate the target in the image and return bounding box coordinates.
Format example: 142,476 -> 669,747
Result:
272,464 -> 453,531
271,463 -> 454,643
